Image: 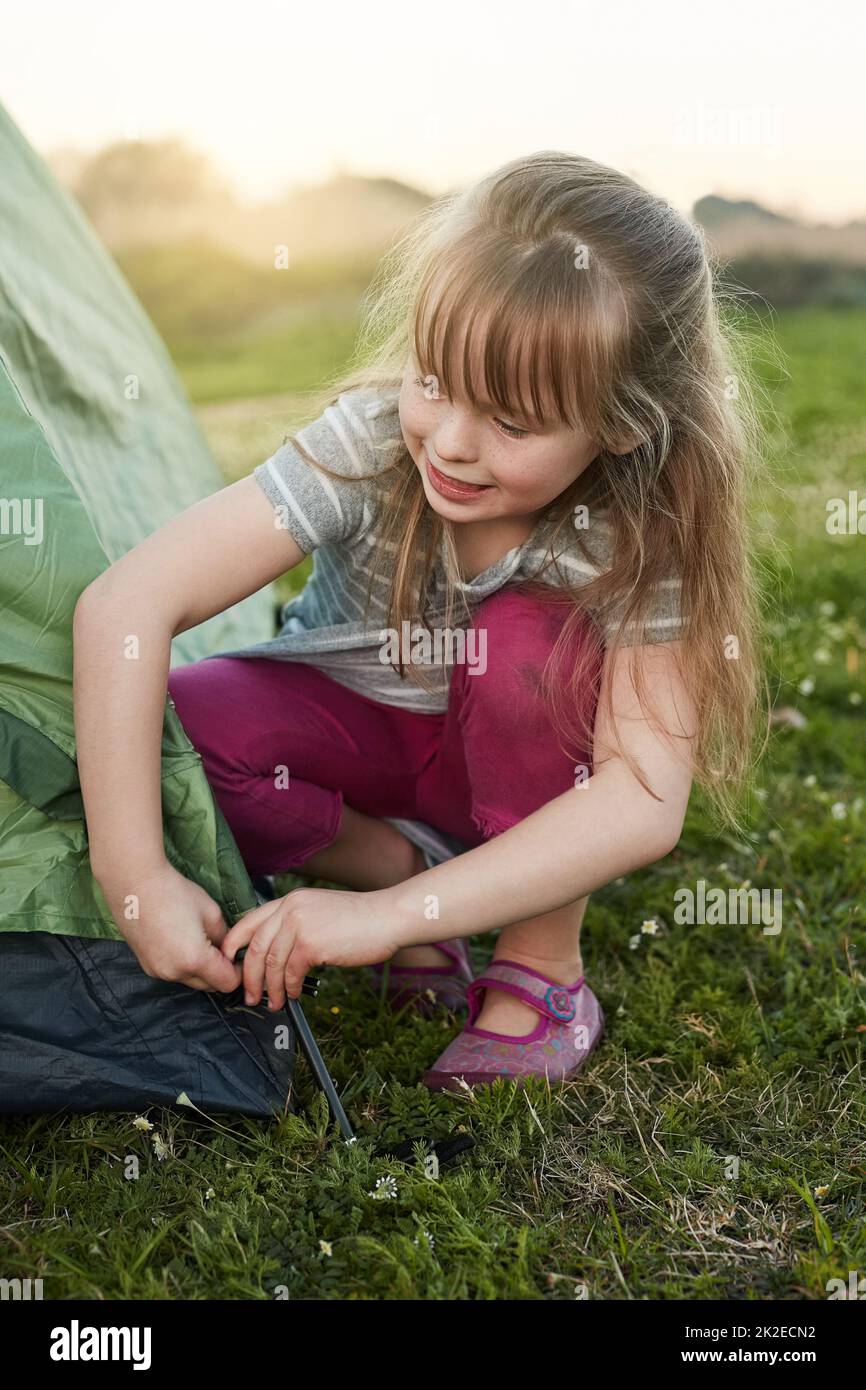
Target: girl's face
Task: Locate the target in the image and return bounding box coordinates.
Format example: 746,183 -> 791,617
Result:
398,352 -> 601,526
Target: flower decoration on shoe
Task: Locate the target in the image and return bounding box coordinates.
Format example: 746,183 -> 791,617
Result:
543,984 -> 577,1022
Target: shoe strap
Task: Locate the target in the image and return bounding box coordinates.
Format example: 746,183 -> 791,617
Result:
467,959 -> 584,1026
433,939 -> 468,972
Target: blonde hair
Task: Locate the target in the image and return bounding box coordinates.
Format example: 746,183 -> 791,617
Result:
281,151 -> 773,833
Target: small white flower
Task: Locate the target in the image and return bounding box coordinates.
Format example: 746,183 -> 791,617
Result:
132,1116 -> 153,1133
640,919 -> 660,935
813,1184 -> 830,1199
849,692 -> 863,706
831,802 -> 847,820
368,1175 -> 398,1200
818,601 -> 837,618
204,1188 -> 215,1201
151,1133 -> 170,1162
424,987 -> 437,1004
629,934 -> 642,950
813,648 -> 832,664
798,677 -> 815,695
413,1229 -> 436,1251
803,774 -> 817,787
319,1240 -> 333,1257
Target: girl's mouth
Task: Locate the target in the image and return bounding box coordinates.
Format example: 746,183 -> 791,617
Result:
424,452 -> 493,502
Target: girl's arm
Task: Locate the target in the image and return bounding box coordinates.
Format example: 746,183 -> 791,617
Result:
73,475 -> 306,987
223,639 -> 698,1006
392,638 -> 696,934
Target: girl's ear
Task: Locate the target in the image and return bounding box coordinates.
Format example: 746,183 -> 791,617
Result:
609,431 -> 643,456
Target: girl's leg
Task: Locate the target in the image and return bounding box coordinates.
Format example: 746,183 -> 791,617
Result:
167,656 -> 440,888
421,583 -> 604,1032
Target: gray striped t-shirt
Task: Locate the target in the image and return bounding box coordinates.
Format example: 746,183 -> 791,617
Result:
207,383 -> 685,715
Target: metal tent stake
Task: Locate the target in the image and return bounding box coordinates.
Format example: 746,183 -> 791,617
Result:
251,876 -> 355,1143
285,992 -> 355,1142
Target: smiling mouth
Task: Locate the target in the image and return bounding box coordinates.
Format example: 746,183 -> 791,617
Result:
423,451 -> 492,501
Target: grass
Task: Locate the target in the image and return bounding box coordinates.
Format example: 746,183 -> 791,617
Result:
1,303 -> 864,1301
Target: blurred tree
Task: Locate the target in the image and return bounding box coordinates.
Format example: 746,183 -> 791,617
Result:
74,139 -> 237,245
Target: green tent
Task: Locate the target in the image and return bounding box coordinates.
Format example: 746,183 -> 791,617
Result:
0,101 -> 277,945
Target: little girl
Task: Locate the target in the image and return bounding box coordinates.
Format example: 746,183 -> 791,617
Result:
73,151 -> 764,1093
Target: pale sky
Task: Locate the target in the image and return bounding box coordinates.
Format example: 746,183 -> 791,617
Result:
4,0 -> 863,222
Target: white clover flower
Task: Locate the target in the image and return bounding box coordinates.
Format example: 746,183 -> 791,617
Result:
798,677 -> 815,696
831,802 -> 847,820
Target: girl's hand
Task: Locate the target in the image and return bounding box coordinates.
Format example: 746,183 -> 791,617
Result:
220,886 -> 404,1010
97,861 -> 243,993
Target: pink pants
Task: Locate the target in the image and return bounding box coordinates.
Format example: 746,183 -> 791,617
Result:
166,584 -> 602,877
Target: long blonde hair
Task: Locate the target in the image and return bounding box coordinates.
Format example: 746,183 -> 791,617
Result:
280,151 -> 773,832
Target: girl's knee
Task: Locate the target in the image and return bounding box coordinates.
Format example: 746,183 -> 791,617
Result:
463,583 -> 599,706
165,659 -> 234,763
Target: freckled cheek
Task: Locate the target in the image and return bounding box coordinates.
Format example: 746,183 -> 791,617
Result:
493,466 -> 551,504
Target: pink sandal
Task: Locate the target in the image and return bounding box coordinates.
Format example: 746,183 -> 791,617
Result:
422,958 -> 605,1091
369,938 -> 474,1015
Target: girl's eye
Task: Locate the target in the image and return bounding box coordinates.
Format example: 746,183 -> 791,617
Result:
495,418 -> 528,440
414,376 -> 529,440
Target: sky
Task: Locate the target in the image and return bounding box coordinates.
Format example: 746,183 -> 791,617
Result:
3,0 -> 863,223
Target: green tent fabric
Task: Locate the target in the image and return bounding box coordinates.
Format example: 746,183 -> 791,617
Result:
0,102 -> 277,942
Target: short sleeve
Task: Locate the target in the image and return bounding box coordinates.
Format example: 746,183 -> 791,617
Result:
553,511 -> 687,647
604,573 -> 686,646
252,387 -> 401,555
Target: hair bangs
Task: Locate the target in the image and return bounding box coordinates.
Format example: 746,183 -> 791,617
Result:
412,240 -> 628,439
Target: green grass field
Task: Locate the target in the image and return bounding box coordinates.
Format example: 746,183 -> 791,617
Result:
2,303 -> 864,1300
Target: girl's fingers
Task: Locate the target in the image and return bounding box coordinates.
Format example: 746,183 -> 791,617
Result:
284,939 -> 313,1002
221,900 -> 281,960
241,913 -> 288,1005
263,927 -> 297,1011
202,943 -> 244,994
